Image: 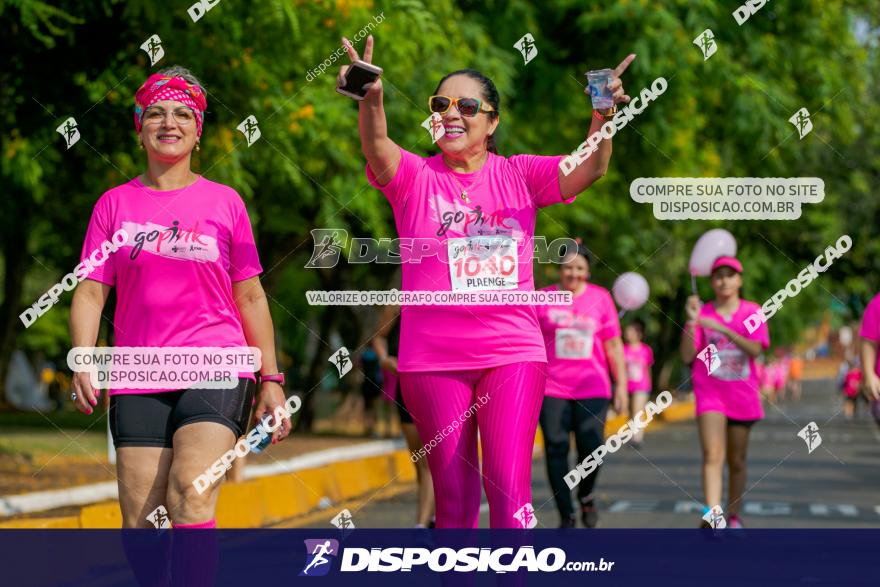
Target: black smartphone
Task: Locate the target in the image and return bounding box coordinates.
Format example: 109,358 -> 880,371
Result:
336,60 -> 383,100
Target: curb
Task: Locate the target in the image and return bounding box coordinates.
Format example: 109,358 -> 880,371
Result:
0,400 -> 695,529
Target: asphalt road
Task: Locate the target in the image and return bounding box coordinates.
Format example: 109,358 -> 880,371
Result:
284,378 -> 880,529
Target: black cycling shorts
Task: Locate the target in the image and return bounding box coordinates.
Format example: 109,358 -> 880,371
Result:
727,417 -> 758,428
109,378 -> 256,449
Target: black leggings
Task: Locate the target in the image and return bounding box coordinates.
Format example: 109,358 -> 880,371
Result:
539,396 -> 609,520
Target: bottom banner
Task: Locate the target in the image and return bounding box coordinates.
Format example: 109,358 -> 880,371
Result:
3,529 -> 877,586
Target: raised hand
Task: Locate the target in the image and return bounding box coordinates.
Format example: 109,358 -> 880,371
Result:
337,35 -> 382,99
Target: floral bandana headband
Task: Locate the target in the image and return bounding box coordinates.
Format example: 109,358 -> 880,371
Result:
134,73 -> 207,136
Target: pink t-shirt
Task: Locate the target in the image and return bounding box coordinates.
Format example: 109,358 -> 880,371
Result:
692,300 -> 770,420
624,342 -> 653,392
860,292 -> 880,378
81,176 -> 263,395
366,148 -> 573,371
536,284 -> 621,399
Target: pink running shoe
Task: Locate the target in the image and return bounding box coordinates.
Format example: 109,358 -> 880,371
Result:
728,515 -> 745,529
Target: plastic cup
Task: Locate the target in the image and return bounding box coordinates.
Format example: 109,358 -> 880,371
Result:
586,69 -> 614,110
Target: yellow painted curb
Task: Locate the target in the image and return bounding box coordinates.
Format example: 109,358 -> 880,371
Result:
660,401 -> 695,423
0,516 -> 79,528
80,501 -> 122,528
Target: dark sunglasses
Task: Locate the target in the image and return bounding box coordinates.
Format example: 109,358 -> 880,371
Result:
428,95 -> 495,117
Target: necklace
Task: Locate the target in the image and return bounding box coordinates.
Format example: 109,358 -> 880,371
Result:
447,153 -> 489,203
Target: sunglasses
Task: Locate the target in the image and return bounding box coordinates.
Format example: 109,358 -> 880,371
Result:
428,95 -> 495,117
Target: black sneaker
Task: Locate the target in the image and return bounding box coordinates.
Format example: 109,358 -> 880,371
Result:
580,501 -> 599,528
559,516 -> 576,529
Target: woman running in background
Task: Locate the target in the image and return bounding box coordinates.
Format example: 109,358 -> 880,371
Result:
623,318 -> 653,448
339,35 -> 634,527
373,304 -> 436,528
842,356 -> 863,420
536,243 -> 627,528
680,256 -> 769,530
860,291 -> 880,408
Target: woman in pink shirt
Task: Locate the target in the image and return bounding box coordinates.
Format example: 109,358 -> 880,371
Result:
536,244 -> 627,528
69,68 -> 290,538
679,256 -> 769,530
623,318 -> 653,447
339,36 -> 634,528
860,292 -> 880,403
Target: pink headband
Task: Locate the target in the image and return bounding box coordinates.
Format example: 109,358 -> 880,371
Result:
134,74 -> 207,136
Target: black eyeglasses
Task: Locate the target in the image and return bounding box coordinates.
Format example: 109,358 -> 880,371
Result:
428,95 -> 495,117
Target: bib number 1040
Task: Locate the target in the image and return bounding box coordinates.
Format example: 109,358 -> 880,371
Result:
453,255 -> 516,278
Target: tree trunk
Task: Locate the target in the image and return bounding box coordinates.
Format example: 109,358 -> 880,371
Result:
0,192 -> 33,406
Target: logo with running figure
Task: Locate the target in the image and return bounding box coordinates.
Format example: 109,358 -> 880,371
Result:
696,344 -> 721,375
305,229 -> 348,269
421,112 -> 445,143
797,421 -> 822,453
693,29 -> 717,61
146,505 -> 172,529
514,33 -> 538,65
329,347 -> 352,378
513,503 -> 538,528
300,538 -> 339,577
789,107 -> 813,139
56,117 -> 80,149
140,34 -> 165,66
702,505 -> 727,529
237,115 -> 261,147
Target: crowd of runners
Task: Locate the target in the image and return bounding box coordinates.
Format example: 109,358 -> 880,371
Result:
66,35 -> 880,537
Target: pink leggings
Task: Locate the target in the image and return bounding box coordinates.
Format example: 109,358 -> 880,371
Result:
400,361 -> 546,528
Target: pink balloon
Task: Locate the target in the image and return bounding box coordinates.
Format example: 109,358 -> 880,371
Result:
613,272 -> 649,311
689,229 -> 737,276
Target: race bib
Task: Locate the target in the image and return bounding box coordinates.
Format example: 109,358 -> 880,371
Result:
712,348 -> 751,381
555,328 -> 593,359
627,361 -> 643,382
447,236 -> 518,292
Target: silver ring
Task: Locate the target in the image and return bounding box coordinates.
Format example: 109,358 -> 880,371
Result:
70,392 -> 77,402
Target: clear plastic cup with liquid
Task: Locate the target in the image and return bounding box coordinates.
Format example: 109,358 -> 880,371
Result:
586,69 -> 614,110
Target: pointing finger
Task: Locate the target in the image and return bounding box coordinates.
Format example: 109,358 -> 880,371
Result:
614,53 -> 637,77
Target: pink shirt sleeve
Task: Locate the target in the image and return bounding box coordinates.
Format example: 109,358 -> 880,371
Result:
80,195 -> 116,286
645,344 -> 654,366
597,289 -> 622,341
365,147 -> 423,208
229,196 -> 263,282
507,154 -> 573,208
860,293 -> 880,342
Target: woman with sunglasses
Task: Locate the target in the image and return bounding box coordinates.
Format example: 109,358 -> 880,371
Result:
70,66 -> 290,539
338,36 -> 634,528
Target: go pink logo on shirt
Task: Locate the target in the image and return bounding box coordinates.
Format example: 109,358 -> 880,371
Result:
122,220 -> 219,263
430,194 -> 523,238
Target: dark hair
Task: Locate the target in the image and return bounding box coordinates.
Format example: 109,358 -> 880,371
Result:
628,318 -> 646,336
433,69 -> 500,154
